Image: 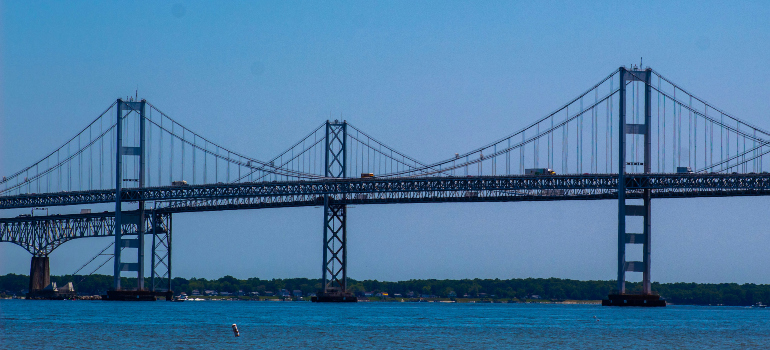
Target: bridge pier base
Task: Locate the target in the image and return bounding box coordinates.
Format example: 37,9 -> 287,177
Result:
28,256 -> 50,292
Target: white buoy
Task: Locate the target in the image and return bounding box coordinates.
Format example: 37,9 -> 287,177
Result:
232,324 -> 240,337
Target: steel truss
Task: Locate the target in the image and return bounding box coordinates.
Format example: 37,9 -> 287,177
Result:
0,212 -> 130,256
0,210 -> 172,289
149,211 -> 171,292
320,120 -> 350,297
3,174 -> 770,211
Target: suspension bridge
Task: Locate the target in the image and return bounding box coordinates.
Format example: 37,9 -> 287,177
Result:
3,66 -> 769,304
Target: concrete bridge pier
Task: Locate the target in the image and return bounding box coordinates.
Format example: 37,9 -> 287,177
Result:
29,256 -> 50,292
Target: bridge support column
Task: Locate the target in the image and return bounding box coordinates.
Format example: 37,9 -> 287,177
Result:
604,67 -> 664,306
28,256 -> 50,292
313,120 -> 356,302
150,212 -> 172,294
113,98 -> 147,292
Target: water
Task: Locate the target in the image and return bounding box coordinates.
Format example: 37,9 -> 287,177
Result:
1,300 -> 768,349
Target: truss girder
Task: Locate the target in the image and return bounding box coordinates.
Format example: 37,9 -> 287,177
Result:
3,174 -> 770,210
150,213 -> 171,292
0,211 -> 156,256
323,204 -> 346,291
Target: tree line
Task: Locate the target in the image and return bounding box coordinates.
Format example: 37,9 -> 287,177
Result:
2,273 -> 769,306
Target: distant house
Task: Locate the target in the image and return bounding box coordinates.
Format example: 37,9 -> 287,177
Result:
393,293 -> 402,298
406,291 -> 415,298
364,292 -> 373,297
463,294 -> 470,298
264,291 -> 274,296
448,291 -> 457,298
293,290 -> 303,297
375,292 -> 389,297
249,292 -> 260,296
204,290 -> 218,296
531,295 -> 541,299
220,291 -> 232,296
191,290 -> 201,296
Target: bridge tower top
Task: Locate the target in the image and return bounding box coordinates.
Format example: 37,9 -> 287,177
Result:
325,120 -> 347,178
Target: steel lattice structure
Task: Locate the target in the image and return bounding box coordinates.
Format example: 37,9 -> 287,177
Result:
2,173 -> 770,211
4,66 -> 770,299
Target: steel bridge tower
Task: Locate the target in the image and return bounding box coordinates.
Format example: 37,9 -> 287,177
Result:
113,99 -> 147,291
110,99 -> 173,299
604,67 -> 664,306
313,120 -> 356,302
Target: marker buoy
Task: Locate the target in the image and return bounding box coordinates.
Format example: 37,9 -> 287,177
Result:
232,324 -> 240,337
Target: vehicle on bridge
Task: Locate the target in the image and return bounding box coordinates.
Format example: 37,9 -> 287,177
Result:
677,167 -> 693,174
525,168 -> 556,175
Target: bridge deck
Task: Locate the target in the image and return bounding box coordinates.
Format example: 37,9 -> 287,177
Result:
1,173 -> 769,212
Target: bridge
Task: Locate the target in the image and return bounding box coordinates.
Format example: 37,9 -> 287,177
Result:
3,66 -> 769,303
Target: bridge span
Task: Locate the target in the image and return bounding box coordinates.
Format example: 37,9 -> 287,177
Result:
4,173 -> 770,210
3,66 -> 770,304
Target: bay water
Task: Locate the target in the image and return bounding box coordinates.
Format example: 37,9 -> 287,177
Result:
1,300 -> 768,349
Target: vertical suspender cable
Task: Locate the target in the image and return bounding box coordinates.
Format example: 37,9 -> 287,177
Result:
657,76 -> 660,172
507,139 -> 511,174
610,80 -> 613,173
544,115 -> 555,169
170,123 -> 174,184
579,97 -> 583,173
564,107 -> 568,173
691,96 -> 695,169
673,89 -> 677,167
535,125 -> 539,168
521,131 -> 525,173
595,88 -> 598,173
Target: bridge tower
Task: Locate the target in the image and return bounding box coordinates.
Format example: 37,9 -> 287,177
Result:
604,67 -> 664,306
113,99 -> 147,292
313,120 -> 356,302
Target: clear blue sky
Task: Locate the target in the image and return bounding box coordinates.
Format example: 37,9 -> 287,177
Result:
2,1 -> 770,284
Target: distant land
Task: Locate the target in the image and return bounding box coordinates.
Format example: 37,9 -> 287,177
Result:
2,274 -> 769,306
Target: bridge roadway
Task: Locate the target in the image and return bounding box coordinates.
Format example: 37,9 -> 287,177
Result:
4,172 -> 769,255
2,173 -> 770,212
